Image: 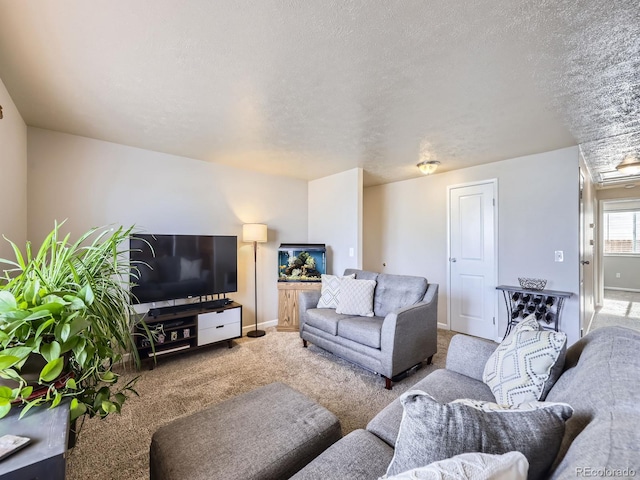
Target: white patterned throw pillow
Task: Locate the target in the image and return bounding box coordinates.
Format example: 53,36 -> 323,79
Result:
483,315 -> 567,406
336,278 -> 376,317
317,274 -> 355,309
382,451 -> 529,480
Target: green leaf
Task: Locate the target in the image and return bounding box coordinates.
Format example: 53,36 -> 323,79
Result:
35,318 -> 55,339
68,317 -> 90,338
69,401 -> 86,421
24,310 -> 52,322
20,386 -> 33,399
65,378 -> 77,390
19,398 -> 43,419
60,336 -> 79,354
0,398 -> 10,419
39,357 -> 64,383
60,324 -> 71,343
40,341 -> 61,362
0,355 -> 20,370
2,346 -> 34,360
101,400 -> 117,414
101,371 -> 115,382
63,296 -> 86,311
0,368 -> 21,381
0,291 -> 17,313
79,284 -> 95,306
50,392 -> 62,409
24,278 -> 40,305
0,386 -> 13,399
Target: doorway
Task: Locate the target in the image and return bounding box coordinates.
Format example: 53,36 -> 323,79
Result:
448,180 -> 498,340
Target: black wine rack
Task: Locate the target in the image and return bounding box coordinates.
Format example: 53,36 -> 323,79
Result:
496,285 -> 572,339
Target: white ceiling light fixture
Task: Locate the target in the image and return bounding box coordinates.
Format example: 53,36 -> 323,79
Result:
616,155 -> 640,175
417,160 -> 440,175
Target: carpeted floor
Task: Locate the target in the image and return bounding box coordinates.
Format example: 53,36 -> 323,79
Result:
66,327 -> 456,480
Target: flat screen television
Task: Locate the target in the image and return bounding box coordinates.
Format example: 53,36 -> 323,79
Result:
129,234 -> 237,304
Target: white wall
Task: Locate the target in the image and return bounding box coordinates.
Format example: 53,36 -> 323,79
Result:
308,168 -> 363,275
27,127 -> 308,328
364,147 -> 581,345
0,78 -> 27,259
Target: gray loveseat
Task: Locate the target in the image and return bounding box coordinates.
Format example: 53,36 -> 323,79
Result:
292,325 -> 640,479
299,269 -> 439,389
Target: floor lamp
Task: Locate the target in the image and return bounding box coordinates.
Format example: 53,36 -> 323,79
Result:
243,223 -> 267,338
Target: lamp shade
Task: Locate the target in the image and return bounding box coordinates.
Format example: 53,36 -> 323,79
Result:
243,223 -> 268,243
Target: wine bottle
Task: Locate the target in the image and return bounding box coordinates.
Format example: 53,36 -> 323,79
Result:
537,304 -> 547,314
511,310 -> 520,319
545,312 -> 554,324
512,292 -> 520,302
527,304 -> 536,313
533,296 -> 542,304
522,294 -> 531,303
545,296 -> 555,307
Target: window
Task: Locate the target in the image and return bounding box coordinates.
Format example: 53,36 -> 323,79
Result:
603,210 -> 640,254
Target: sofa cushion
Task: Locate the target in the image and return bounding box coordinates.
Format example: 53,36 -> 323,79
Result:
344,268 -> 379,282
386,391 -> 573,480
290,429 -> 393,480
383,451 -> 529,480
374,274 -> 428,318
546,326 -> 640,478
367,369 -> 496,447
483,315 -> 567,405
305,309 -> 354,335
336,278 -> 376,317
317,273 -> 355,309
337,316 -> 385,349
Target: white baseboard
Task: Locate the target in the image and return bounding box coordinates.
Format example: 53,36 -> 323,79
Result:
437,322 -> 449,330
242,319 -> 278,334
604,287 -> 640,293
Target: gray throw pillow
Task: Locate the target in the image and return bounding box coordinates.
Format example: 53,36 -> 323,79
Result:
386,391 -> 573,480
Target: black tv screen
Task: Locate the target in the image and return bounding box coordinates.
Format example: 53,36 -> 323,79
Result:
130,234 -> 237,304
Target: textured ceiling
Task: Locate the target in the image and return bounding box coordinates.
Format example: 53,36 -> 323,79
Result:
0,1 -> 638,187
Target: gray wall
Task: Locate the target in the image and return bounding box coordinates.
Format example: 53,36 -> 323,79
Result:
27,127 -> 309,328
0,77 -> 27,259
364,146 -> 581,345
308,168 -> 363,275
603,256 -> 640,291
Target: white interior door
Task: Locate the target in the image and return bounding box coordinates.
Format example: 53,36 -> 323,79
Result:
449,181 -> 497,340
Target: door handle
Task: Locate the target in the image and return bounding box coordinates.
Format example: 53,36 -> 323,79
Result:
450,258 -> 457,262
581,260 -> 590,265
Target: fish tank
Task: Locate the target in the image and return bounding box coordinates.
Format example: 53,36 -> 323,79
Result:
278,244 -> 326,282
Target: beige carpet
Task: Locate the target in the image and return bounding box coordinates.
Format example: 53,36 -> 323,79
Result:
66,327 -> 455,480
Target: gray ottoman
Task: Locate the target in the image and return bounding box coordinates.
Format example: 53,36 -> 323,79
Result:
150,382 -> 342,480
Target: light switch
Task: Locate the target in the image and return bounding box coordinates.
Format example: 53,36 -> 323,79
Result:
555,250 -> 564,262
349,247 -> 354,257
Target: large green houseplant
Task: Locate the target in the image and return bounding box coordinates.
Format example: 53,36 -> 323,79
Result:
0,222 -> 144,423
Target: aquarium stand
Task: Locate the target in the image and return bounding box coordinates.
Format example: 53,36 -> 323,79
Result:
277,282 -> 321,332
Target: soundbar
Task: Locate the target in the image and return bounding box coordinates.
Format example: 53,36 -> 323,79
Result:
148,298 -> 232,318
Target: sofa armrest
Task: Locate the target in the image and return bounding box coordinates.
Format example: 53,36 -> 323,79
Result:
445,334 -> 498,381
298,290 -> 322,333
379,284 -> 439,378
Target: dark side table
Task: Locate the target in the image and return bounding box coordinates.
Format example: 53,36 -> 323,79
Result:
0,403 -> 69,480
496,285 -> 572,339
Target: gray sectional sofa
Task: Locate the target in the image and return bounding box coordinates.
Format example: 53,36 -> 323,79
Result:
299,269 -> 439,389
292,325 -> 640,479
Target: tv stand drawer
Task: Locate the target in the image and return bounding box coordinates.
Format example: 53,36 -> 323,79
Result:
198,308 -> 241,331
197,321 -> 241,346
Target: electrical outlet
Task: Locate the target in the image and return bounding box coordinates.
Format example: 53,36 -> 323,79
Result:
616,273 -> 621,278
555,250 -> 564,262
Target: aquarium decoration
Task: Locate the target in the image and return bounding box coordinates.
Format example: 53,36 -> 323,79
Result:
278,244 -> 326,282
